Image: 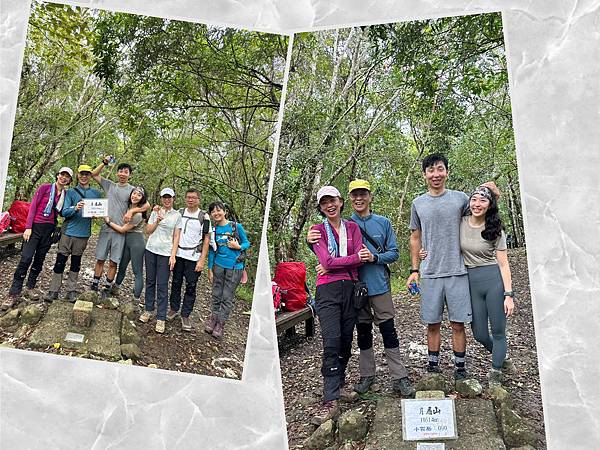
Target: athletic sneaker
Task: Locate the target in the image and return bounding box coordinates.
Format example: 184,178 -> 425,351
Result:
393,377 -> 415,397
135,297 -> 144,308
426,365 -> 442,374
340,386 -> 359,403
311,400 -> 340,426
166,308 -> 178,320
43,291 -> 58,303
454,369 -> 469,381
181,316 -> 192,332
502,358 -> 517,375
155,320 -> 165,334
354,376 -> 376,395
139,311 -> 153,323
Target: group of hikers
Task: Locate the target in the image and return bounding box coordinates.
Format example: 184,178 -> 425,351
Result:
2,156 -> 250,338
307,153 -> 515,425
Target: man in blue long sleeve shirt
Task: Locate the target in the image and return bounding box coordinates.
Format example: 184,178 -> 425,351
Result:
45,165 -> 102,302
308,179 -> 414,397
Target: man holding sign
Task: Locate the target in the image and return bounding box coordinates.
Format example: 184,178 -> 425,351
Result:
44,165 -> 102,302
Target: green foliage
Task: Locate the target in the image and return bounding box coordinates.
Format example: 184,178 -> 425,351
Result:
8,5 -> 287,288
270,13 -> 523,275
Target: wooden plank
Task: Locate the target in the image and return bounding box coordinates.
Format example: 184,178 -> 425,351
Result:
0,233 -> 24,246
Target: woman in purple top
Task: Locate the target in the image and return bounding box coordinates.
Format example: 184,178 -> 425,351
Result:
310,185 -> 369,426
3,167 -> 73,309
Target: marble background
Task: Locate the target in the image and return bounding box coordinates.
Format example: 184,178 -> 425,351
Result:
1,1 -> 599,449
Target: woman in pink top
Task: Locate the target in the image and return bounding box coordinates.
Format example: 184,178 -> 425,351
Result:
309,185 -> 369,425
3,167 -> 73,309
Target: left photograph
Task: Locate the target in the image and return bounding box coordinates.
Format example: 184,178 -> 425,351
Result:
0,1 -> 288,380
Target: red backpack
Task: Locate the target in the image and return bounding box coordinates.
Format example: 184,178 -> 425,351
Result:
8,200 -> 30,233
273,262 -> 308,312
272,281 -> 282,315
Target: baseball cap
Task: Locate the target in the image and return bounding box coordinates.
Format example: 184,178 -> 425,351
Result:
160,187 -> 175,197
58,167 -> 73,177
78,164 -> 93,173
316,186 -> 342,203
348,179 -> 371,193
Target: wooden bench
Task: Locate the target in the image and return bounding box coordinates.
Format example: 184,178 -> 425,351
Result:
276,306 -> 315,337
0,232 -> 24,257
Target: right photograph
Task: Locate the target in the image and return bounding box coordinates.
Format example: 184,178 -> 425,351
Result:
270,13 -> 546,450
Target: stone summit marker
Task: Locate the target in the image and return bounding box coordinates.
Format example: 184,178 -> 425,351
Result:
402,398 -> 458,441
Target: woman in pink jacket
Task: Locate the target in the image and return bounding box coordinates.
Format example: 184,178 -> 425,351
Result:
3,167 -> 73,309
309,185 -> 369,426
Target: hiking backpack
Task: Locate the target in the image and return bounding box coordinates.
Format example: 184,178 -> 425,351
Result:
178,208 -> 210,253
272,281 -> 283,315
273,262 -> 308,312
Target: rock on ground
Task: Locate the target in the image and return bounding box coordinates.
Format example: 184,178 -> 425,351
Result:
120,343 -> 142,361
304,419 -> 335,450
455,378 -> 483,398
364,397 -> 506,450
414,373 -> 451,394
498,404 -> 537,448
337,409 -> 368,442
120,318 -> 141,346
19,305 -> 42,325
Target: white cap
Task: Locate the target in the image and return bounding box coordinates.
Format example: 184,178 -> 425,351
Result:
58,167 -> 73,177
316,186 -> 342,203
160,187 -> 175,197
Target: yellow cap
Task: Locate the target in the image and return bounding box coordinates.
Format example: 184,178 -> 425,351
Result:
78,164 -> 93,173
348,179 -> 371,193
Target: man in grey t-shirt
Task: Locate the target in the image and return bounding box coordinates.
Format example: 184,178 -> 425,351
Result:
91,157 -> 149,294
406,154 -> 472,380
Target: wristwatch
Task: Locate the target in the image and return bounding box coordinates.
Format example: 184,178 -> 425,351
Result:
373,254 -> 379,263
503,291 -> 514,298
410,269 -> 419,274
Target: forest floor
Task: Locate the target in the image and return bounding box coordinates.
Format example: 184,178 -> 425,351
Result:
0,235 -> 250,380
279,248 -> 546,449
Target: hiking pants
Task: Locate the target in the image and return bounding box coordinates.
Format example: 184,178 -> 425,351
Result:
211,264 -> 243,323
356,291 -> 409,380
170,256 -> 200,318
144,250 -> 170,321
468,264 -> 507,370
116,232 -> 146,298
315,279 -> 357,402
9,223 -> 55,295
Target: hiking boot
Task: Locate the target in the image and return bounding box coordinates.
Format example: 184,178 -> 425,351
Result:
166,308 -> 178,320
311,400 -> 340,426
502,358 -> 517,375
340,386 -> 359,403
204,315 -> 217,334
1,294 -> 18,310
139,311 -> 153,323
426,365 -> 442,374
454,369 -> 469,381
110,284 -> 120,296
212,321 -> 224,339
354,376 -> 376,395
155,320 -> 166,334
66,291 -> 79,303
91,282 -> 99,292
392,377 -> 415,397
181,316 -> 192,332
43,291 -> 58,303
488,369 -> 503,387
135,297 -> 144,308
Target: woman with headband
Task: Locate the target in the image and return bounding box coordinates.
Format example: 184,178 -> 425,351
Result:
459,185 -> 515,386
422,185 -> 515,386
104,186 -> 148,307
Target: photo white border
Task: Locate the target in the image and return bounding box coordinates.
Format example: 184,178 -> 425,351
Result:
2,1 -> 599,449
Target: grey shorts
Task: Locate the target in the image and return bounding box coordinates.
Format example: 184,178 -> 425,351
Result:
357,291 -> 396,325
58,234 -> 89,257
420,274 -> 472,324
95,231 -> 125,264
